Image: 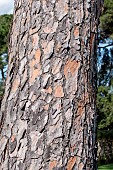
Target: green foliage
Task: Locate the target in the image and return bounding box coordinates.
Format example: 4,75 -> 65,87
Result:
0,81 -> 5,96
100,0 -> 113,39
97,48 -> 112,86
97,0 -> 113,139
0,14 -> 13,56
98,163 -> 113,169
97,47 -> 113,139
97,34 -> 113,140
97,85 -> 113,138
0,14 -> 13,96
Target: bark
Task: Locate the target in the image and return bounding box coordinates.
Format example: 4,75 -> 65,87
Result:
0,0 -> 102,169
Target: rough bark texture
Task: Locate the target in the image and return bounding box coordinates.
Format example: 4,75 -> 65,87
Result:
0,0 -> 102,169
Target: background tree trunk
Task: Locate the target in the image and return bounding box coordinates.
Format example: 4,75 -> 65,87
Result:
0,0 -> 102,169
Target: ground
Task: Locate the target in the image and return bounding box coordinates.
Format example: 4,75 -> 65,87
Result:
98,164 -> 113,170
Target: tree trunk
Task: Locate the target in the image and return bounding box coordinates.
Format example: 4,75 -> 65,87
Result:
0,0 -> 102,169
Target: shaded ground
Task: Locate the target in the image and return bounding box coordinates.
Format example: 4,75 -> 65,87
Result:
99,164 -> 113,170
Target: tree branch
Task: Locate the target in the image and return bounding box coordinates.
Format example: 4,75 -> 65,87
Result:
98,43 -> 113,48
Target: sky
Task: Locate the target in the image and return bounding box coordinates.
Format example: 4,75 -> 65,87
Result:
0,0 -> 14,15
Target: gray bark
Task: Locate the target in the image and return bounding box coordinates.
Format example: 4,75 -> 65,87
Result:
0,0 -> 102,169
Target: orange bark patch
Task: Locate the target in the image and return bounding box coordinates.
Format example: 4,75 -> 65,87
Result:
64,59 -> 80,79
33,37 -> 37,46
79,162 -> 84,169
77,106 -> 84,116
11,135 -> 15,142
12,77 -> 20,93
29,59 -> 41,84
55,43 -> 61,52
29,0 -> 33,5
35,49 -> 41,63
43,26 -> 51,34
64,3 -> 68,13
77,101 -> 85,116
74,26 -> 79,37
54,85 -> 64,98
30,68 -> 40,83
84,91 -> 90,104
90,33 -> 95,51
46,86 -> 52,94
44,104 -> 49,111
31,94 -> 37,102
32,32 -> 39,47
67,156 -> 76,170
49,160 -> 57,170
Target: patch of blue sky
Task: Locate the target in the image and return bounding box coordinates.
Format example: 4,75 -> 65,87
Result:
0,0 -> 14,15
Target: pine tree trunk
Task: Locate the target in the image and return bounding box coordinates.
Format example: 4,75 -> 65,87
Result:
0,0 -> 102,169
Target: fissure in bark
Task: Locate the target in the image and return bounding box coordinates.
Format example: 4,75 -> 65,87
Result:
0,0 -> 102,169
